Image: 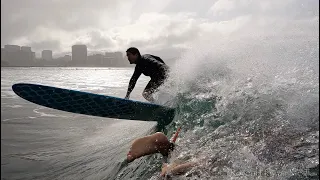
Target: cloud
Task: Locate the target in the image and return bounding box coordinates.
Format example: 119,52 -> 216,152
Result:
1,0 -> 318,58
209,0 -> 235,13
29,40 -> 61,51
86,30 -> 116,50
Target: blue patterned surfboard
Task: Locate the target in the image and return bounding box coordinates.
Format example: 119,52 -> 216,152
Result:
12,83 -> 175,126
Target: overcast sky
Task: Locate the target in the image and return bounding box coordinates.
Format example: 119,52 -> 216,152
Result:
1,0 -> 319,58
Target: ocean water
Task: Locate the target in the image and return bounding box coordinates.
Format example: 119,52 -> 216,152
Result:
1,30 -> 319,180
1,67 -> 158,180
2,45 -> 319,180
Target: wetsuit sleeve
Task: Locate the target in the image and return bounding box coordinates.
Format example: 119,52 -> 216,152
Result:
125,67 -> 142,98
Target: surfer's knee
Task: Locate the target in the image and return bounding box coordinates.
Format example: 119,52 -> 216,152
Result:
142,91 -> 151,99
142,91 -> 147,98
142,91 -> 155,102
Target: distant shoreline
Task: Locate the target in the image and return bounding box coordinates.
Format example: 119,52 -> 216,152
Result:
1,66 -> 134,68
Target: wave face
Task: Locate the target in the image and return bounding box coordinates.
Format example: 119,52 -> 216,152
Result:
116,20 -> 319,180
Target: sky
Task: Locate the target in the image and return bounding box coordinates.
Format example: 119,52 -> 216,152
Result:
1,0 -> 319,58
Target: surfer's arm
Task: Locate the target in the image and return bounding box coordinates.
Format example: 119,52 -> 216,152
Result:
161,161 -> 198,177
125,68 -> 142,98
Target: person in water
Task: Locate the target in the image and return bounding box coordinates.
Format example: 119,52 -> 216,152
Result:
125,47 -> 170,102
126,128 -> 180,163
126,128 -> 199,177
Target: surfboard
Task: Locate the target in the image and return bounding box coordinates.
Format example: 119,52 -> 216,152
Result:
12,83 -> 176,126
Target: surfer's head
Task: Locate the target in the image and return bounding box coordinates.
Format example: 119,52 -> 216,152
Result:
169,142 -> 175,152
126,47 -> 141,64
161,142 -> 175,159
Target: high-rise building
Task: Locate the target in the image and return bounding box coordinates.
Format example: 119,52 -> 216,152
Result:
32,52 -> 36,60
42,50 -> 53,61
20,46 -> 34,66
72,45 -> 87,66
63,55 -> 71,62
21,46 -> 31,52
114,51 -> 125,66
88,54 -> 103,67
4,45 -> 21,66
104,51 -> 126,67
4,45 -> 20,52
104,52 -> 116,66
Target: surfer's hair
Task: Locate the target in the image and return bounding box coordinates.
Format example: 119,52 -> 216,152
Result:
162,143 -> 175,158
169,142 -> 175,151
126,47 -> 141,56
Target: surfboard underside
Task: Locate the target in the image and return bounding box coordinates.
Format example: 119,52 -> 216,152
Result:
12,83 -> 175,126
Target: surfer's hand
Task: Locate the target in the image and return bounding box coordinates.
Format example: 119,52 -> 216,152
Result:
160,163 -> 169,177
125,95 -> 130,99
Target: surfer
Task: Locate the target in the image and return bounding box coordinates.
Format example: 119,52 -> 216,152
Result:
126,128 -> 180,163
126,128 -> 200,178
125,47 -> 170,102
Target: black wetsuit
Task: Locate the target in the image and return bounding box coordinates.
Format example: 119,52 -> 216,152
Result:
127,54 -> 169,95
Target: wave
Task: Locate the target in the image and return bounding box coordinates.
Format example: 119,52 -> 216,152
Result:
114,32 -> 319,179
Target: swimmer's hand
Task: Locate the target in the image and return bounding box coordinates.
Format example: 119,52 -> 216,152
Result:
160,163 -> 169,177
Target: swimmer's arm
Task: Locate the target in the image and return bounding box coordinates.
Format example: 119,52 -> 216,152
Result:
171,162 -> 197,175
160,161 -> 198,177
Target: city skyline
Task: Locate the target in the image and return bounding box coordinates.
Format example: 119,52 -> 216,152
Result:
1,43 -> 132,67
1,44 -> 127,59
